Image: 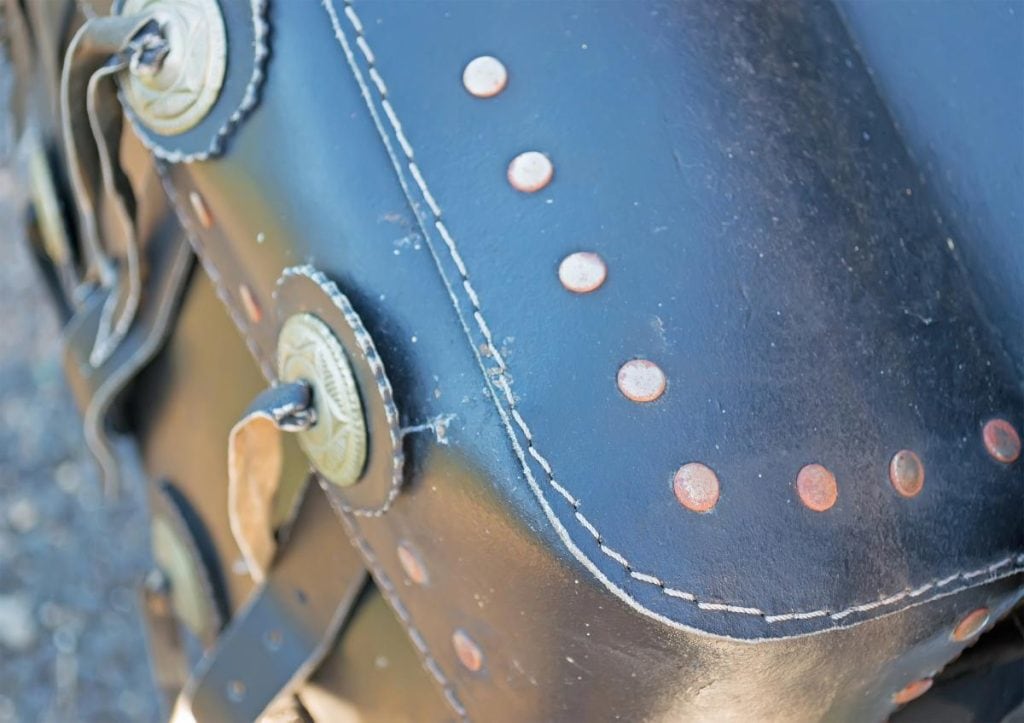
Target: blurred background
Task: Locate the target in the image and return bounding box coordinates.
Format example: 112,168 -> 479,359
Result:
0,50 -> 159,721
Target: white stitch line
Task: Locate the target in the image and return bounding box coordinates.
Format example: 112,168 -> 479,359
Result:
382,99 -> 415,159
631,572 -> 662,586
434,221 -> 468,276
368,67 -> 388,96
409,162 -> 442,217
343,3 -> 363,32
664,588 -> 697,602
355,34 -> 375,64
600,544 -> 630,569
549,479 -> 578,507
763,610 -> 829,623
462,280 -> 481,309
326,0 -> 1024,637
574,511 -> 601,541
698,602 -> 764,616
329,492 -> 467,720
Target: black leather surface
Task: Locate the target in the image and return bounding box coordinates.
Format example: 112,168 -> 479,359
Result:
126,0 -> 1023,719
838,0 -> 1024,384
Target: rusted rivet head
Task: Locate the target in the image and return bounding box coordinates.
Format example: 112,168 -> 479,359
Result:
239,284 -> 262,324
508,151 -> 553,193
982,418 -> 1021,464
673,463 -> 720,513
559,252 -> 607,294
226,679 -> 246,703
796,463 -> 838,512
617,359 -> 666,403
889,449 -> 924,498
463,55 -> 508,98
397,542 -> 429,586
189,191 -> 213,229
452,629 -> 483,672
951,607 -> 990,642
892,678 -> 933,706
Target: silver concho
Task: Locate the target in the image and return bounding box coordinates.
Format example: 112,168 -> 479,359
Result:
277,313 -> 368,488
119,0 -> 227,135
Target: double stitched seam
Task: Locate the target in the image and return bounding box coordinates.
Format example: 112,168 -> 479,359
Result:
326,0 -> 1024,629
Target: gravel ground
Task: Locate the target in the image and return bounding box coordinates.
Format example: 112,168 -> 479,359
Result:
0,55 -> 159,722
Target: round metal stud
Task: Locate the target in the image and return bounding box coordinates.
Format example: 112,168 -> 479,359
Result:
796,463 -> 838,512
462,55 -> 508,98
508,151 -> 554,193
951,607 -> 990,642
889,449 -> 924,498
189,190 -> 213,229
617,359 -> 666,403
452,629 -> 483,672
239,284 -> 262,324
559,252 -> 607,294
892,678 -> 933,705
120,0 -> 228,135
277,313 -> 368,488
226,680 -> 246,703
397,542 -> 429,586
982,418 -> 1021,464
673,463 -> 720,513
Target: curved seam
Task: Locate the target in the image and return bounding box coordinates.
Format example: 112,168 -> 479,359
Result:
276,265 -> 404,517
120,0 -> 269,164
325,0 -> 1024,631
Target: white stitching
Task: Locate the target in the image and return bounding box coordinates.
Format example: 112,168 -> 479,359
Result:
122,0 -> 269,164
278,265 -> 405,518
325,0 -> 1024,633
329,493 -> 468,720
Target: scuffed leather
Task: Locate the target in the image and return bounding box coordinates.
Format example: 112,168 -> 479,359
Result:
130,0 -> 1023,719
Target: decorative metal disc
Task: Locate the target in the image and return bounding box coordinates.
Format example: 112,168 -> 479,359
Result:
120,0 -> 227,136
277,313 -> 368,488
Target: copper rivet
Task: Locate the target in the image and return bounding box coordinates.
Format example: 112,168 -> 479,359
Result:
796,463 -> 838,512
507,151 -> 554,193
189,190 -> 213,229
452,629 -> 483,672
397,542 -> 429,586
982,418 -> 1021,464
617,359 -> 666,403
951,607 -> 990,642
463,55 -> 508,98
892,678 -> 933,706
673,463 -> 720,513
558,252 -> 607,294
889,449 -> 924,498
239,284 -> 262,324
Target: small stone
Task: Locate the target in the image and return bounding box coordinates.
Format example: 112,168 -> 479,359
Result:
7,498 -> 39,533
0,594 -> 37,651
55,461 -> 81,494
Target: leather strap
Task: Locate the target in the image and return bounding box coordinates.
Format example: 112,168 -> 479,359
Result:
179,482 -> 367,722
227,382 -> 315,583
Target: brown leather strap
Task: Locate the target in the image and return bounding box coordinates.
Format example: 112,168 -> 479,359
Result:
228,382 -> 316,583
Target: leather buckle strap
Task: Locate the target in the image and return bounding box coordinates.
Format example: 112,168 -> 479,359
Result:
176,482 -> 367,723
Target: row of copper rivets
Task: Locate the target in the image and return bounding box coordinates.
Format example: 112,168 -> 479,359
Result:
463,53 -> 1019,700
184,55 -> 1019,692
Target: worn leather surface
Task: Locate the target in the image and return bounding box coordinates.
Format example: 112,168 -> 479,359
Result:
135,0 -> 1024,719
838,0 -> 1024,383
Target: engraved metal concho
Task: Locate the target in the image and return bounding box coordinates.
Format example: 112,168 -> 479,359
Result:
119,0 -> 227,135
277,313 -> 368,488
